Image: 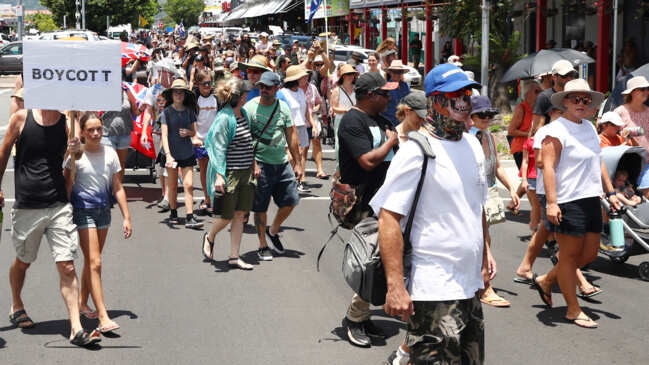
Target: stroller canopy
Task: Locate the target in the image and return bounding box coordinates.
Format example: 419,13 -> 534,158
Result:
601,145 -> 647,185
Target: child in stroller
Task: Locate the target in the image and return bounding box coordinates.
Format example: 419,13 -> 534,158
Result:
613,169 -> 642,207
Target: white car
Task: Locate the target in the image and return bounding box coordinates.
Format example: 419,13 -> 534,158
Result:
38,30 -> 100,41
403,65 -> 422,87
0,33 -> 10,45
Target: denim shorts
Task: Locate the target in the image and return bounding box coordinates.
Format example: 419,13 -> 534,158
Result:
527,178 -> 536,191
253,161 -> 299,212
101,134 -> 132,150
543,196 -> 602,236
73,206 -> 112,230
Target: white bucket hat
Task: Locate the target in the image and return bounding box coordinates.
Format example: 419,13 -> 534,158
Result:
621,76 -> 649,95
551,78 -> 605,109
598,111 -> 624,126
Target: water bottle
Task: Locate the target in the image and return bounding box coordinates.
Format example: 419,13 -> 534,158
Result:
609,209 -> 625,248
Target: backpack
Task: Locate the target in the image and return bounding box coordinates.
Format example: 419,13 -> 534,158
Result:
339,132 -> 435,306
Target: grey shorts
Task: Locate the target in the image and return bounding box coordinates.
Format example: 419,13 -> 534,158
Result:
253,161 -> 299,212
406,294 -> 484,365
101,134 -> 132,150
11,203 -> 79,263
296,125 -> 309,148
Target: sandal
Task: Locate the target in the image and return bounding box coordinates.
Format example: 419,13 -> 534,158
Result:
228,257 -> 253,270
578,286 -> 603,298
202,232 -> 214,261
80,309 -> 98,319
531,273 -> 552,308
70,329 -> 102,347
566,313 -> 598,329
9,309 -> 35,329
316,172 -> 330,180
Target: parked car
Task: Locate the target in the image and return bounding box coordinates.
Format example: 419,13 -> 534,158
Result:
0,41 -> 22,75
0,33 -> 11,45
38,30 -> 100,41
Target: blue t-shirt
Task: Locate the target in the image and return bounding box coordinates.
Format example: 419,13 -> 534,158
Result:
381,81 -> 411,126
246,88 -> 261,101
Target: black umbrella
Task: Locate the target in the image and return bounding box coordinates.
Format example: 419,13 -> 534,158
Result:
500,48 -> 595,83
602,64 -> 649,112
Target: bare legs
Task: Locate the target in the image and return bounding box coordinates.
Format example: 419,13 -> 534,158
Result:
167,166 -> 194,214
198,157 -> 211,208
311,137 -> 327,178
254,206 -> 295,248
79,227 -> 116,329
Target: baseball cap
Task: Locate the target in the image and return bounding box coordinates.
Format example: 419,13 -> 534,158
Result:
355,72 -> 398,94
471,96 -> 499,116
598,111 -> 624,126
424,63 -> 481,96
551,60 -> 577,77
401,91 -> 428,119
256,71 -> 281,87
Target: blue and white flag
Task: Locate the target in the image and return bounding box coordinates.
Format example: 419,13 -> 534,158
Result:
306,0 -> 323,23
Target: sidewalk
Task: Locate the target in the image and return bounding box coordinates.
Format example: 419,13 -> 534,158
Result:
0,75 -> 17,89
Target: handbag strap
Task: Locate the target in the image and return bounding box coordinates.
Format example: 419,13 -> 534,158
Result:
403,131 -> 436,252
252,100 -> 280,153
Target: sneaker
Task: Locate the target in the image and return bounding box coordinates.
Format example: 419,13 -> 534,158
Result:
384,349 -> 409,365
185,216 -> 204,229
265,227 -> 285,254
168,212 -> 179,224
157,198 -> 170,212
343,317 -> 371,348
362,319 -> 386,338
257,247 -> 273,261
297,182 -> 311,193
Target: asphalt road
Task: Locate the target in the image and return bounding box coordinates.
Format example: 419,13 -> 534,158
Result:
0,80 -> 648,364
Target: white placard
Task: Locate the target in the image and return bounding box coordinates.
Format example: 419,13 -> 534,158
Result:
23,40 -> 122,111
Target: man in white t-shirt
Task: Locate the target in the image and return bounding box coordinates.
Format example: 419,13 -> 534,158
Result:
373,63 -> 491,364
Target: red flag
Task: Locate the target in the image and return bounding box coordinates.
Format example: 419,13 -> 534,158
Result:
131,111 -> 156,159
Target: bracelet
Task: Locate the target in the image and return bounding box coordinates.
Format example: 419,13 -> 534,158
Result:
606,191 -> 617,197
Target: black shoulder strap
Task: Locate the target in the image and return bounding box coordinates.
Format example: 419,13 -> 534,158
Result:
403,131 -> 435,252
252,100 -> 280,153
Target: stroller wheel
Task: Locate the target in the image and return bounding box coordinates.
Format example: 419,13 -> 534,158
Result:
611,255 -> 629,264
638,262 -> 649,282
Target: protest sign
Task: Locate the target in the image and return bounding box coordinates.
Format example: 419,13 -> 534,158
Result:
23,40 -> 122,111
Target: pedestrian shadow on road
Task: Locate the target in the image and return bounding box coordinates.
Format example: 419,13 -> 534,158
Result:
324,313 -> 404,346
535,306 -> 621,327
0,336 -> 5,348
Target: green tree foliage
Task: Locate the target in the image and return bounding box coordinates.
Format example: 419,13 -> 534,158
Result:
163,0 -> 204,27
27,12 -> 58,32
39,0 -> 158,33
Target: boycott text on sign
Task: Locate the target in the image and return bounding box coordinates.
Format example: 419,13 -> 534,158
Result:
23,40 -> 122,111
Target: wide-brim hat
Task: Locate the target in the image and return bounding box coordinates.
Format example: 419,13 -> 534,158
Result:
239,54 -> 271,72
339,64 -> 359,76
162,79 -> 193,100
622,76 -> 649,95
387,60 -> 408,73
550,78 -> 605,109
284,65 -> 309,83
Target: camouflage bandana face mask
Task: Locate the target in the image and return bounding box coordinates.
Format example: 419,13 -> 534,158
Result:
423,93 -> 471,141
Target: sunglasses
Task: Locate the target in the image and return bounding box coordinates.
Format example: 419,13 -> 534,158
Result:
558,72 -> 578,79
474,112 -> 494,119
434,88 -> 472,99
200,81 -> 212,87
259,84 -> 276,90
635,87 -> 649,92
246,68 -> 263,74
567,95 -> 592,105
372,89 -> 390,98
313,63 -> 324,67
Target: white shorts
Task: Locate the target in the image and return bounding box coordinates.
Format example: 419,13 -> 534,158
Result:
296,125 -> 309,148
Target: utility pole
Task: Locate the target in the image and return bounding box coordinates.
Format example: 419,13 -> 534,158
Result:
75,0 -> 81,29
480,0 -> 490,96
16,0 -> 24,40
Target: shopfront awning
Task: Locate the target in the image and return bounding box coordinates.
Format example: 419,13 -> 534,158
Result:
243,0 -> 296,18
223,4 -> 249,22
350,0 -> 422,9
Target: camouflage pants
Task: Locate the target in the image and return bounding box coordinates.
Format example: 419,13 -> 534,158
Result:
406,295 -> 484,365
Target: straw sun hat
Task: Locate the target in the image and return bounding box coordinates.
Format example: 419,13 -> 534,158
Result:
550,78 -> 604,109
283,66 -> 309,83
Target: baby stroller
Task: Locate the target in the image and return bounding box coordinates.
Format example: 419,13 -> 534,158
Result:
600,145 -> 649,280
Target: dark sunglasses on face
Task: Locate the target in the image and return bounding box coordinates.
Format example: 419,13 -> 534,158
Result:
246,68 -> 263,74
474,112 -> 494,119
259,84 -> 276,90
559,72 -> 578,79
434,88 -> 472,99
200,81 -> 212,87
567,95 -> 592,105
372,89 -> 390,97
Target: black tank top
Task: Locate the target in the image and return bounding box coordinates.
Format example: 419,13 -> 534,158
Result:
14,110 -> 68,208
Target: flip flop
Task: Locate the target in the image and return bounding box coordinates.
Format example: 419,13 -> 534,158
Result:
578,286 -> 603,298
202,232 -> 214,261
513,274 -> 534,285
70,329 -> 101,347
531,273 -> 552,308
480,294 -> 511,307
566,314 -> 598,329
228,257 -> 254,270
316,173 -> 330,180
97,321 -> 120,334
80,309 -> 98,319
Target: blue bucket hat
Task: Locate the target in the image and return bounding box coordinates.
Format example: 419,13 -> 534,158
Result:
424,63 -> 481,96
470,96 -> 499,115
